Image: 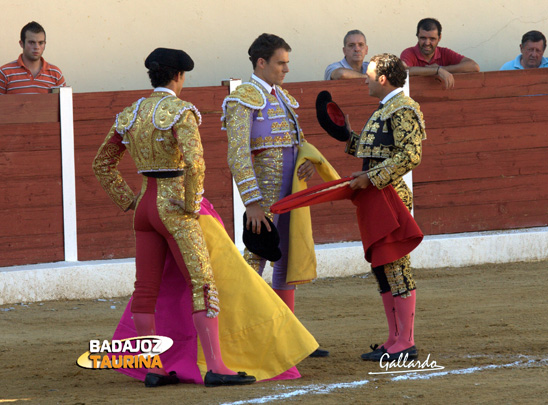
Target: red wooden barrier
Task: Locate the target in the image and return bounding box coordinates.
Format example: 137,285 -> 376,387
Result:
0,95 -> 64,266
1,69 -> 547,266
410,70 -> 548,234
72,87 -> 233,261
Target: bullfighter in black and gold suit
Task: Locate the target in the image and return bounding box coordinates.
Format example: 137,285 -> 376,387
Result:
345,54 -> 426,362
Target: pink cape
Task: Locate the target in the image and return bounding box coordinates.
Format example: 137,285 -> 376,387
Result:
111,199 -> 301,383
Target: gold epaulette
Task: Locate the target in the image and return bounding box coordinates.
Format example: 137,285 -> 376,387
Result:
115,96 -> 201,134
380,93 -> 426,133
223,83 -> 266,111
153,97 -> 202,130
277,87 -> 299,109
115,98 -> 145,134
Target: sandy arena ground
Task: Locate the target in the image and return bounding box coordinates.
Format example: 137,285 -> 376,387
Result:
1,260 -> 548,404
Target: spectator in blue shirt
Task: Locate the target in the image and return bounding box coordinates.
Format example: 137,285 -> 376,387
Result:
324,30 -> 369,80
500,30 -> 548,70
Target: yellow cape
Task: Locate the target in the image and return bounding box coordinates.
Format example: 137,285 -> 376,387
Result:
196,214 -> 319,380
286,143 -> 340,285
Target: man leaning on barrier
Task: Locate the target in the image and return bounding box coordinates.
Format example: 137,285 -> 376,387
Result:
400,18 -> 479,89
324,29 -> 369,80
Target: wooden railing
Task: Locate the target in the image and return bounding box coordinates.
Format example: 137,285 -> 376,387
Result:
0,94 -> 64,266
1,69 -> 547,267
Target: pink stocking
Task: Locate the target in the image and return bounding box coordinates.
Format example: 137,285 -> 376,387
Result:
380,292 -> 399,350
192,311 -> 235,375
387,290 -> 416,354
132,312 -> 167,375
274,288 -> 295,313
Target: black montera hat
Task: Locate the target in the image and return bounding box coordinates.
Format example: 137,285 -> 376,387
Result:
316,91 -> 351,142
145,48 -> 194,72
242,213 -> 282,262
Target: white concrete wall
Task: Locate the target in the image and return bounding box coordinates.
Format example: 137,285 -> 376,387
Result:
1,0 -> 547,92
2,227 -> 547,305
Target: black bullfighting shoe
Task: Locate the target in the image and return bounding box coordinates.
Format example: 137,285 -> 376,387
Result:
144,371 -> 179,387
361,344 -> 387,361
309,348 -> 330,357
204,371 -> 256,387
385,345 -> 419,361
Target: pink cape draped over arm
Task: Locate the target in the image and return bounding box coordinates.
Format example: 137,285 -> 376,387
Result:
110,198 -> 312,383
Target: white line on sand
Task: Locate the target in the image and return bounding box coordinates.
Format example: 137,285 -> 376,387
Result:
221,356 -> 548,405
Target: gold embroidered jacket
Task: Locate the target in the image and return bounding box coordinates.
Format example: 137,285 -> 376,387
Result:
222,80 -> 304,206
92,92 -> 205,213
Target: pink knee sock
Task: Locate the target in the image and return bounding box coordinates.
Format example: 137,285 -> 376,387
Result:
380,292 -> 399,350
192,311 -> 235,375
273,288 -> 295,313
132,312 -> 167,375
387,290 -> 416,354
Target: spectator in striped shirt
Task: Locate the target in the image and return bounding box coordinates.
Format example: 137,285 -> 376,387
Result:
0,21 -> 65,94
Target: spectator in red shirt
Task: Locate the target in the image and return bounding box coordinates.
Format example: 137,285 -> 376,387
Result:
0,21 -> 65,95
400,18 -> 479,89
